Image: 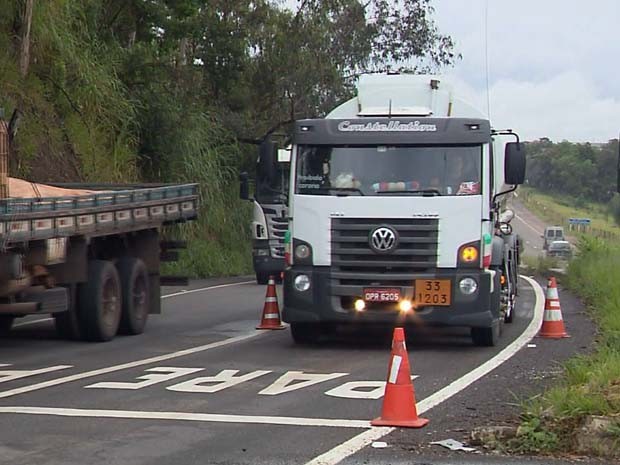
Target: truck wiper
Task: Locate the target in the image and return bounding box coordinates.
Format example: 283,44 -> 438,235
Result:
318,187 -> 365,196
376,188 -> 441,196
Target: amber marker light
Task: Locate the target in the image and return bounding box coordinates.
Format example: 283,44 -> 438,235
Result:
460,246 -> 479,263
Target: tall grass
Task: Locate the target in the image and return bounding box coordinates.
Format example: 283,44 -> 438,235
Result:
512,237 -> 620,455
162,113 -> 253,278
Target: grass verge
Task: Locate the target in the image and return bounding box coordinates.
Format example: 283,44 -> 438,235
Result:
507,236 -> 620,457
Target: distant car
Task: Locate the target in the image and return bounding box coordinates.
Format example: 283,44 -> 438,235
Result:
542,226 -> 565,250
547,240 -> 572,259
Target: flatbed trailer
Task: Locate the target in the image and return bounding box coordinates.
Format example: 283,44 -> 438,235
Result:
0,183 -> 198,341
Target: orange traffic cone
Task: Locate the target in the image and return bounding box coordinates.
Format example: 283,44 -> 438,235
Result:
539,277 -> 569,338
257,276 -> 285,330
371,327 -> 428,428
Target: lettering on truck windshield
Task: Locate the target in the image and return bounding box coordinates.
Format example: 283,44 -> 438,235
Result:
295,145 -> 482,196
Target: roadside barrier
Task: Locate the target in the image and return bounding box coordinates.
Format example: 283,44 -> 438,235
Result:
371,327 -> 429,428
538,276 -> 570,339
256,276 -> 286,330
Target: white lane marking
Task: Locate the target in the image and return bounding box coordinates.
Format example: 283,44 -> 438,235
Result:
305,275 -> 545,465
0,332 -> 264,399
161,280 -> 255,299
14,318 -> 53,328
11,281 -> 255,329
514,213 -> 542,236
0,406 -> 370,429
325,382 -> 386,400
0,280 -> 260,398
85,367 -> 204,390
259,371 -> 349,396
166,369 -> 272,393
0,365 -> 72,383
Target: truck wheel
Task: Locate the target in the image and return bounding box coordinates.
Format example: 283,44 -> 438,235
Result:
290,323 -> 321,344
117,258 -> 150,335
54,285 -> 82,340
471,323 -> 500,347
256,272 -> 269,285
0,316 -> 14,334
78,260 -> 122,342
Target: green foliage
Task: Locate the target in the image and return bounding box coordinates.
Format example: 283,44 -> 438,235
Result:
1,0 -> 456,277
609,193 -> 620,227
511,238 -> 620,456
525,138 -> 619,204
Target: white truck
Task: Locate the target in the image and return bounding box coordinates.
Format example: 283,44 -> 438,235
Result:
240,143 -> 290,284
268,74 -> 525,346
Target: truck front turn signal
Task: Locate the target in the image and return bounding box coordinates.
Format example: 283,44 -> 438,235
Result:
458,242 -> 479,267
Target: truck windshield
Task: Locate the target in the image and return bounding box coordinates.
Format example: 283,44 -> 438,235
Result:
256,163 -> 289,204
295,145 -> 482,196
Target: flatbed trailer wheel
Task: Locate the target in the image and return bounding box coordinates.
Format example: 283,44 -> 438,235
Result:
54,284 -> 82,340
78,260 -> 122,342
117,258 -> 150,335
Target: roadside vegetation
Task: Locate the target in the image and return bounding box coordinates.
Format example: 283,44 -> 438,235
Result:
507,185 -> 620,458
509,236 -> 620,458
1,0 -> 457,277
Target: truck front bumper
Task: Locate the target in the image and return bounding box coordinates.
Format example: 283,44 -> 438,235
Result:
252,241 -> 285,275
283,266 -> 499,328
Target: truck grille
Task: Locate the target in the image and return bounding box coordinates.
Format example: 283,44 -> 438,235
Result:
330,217 -> 438,288
264,207 -> 288,258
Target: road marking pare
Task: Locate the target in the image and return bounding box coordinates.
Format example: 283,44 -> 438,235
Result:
0,364 -> 72,383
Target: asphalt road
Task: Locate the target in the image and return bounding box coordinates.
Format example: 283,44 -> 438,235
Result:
0,265 -> 546,465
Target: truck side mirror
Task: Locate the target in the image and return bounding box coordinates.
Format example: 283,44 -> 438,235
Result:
257,139 -> 277,186
505,142 -> 526,185
239,172 -> 250,200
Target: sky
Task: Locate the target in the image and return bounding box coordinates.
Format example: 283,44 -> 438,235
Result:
431,0 -> 620,142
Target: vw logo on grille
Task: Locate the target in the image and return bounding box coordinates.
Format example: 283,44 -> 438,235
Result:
369,226 -> 398,253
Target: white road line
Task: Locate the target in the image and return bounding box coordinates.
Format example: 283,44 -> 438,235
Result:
305,275 -> 545,465
0,332 -> 264,399
0,406 -> 369,429
161,280 -> 255,299
0,278 -> 264,399
11,280 -> 256,329
514,213 -> 542,236
14,318 -> 54,328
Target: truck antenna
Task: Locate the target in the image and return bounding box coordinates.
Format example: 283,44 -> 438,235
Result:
484,0 -> 491,119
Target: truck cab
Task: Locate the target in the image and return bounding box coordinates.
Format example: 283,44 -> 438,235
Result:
241,144 -> 290,284
273,74 -> 526,346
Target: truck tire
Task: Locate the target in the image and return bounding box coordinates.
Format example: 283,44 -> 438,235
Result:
290,323 -> 321,344
471,323 -> 500,347
117,258 -> 150,335
0,316 -> 14,334
54,284 -> 82,340
78,260 -> 122,342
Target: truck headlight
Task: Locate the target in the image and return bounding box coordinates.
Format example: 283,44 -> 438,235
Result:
294,274 -> 311,292
459,277 -> 478,295
295,244 -> 311,260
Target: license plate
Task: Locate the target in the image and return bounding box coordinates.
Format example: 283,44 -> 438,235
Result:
363,288 -> 402,302
414,279 -> 451,306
